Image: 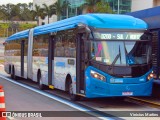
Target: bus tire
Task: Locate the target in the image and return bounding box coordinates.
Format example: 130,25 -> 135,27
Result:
11,66 -> 17,80
69,80 -> 79,101
37,71 -> 45,90
9,65 -> 11,74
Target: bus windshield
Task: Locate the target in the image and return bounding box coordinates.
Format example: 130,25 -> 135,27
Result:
90,32 -> 152,66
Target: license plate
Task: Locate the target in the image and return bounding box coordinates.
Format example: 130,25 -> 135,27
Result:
122,92 -> 133,95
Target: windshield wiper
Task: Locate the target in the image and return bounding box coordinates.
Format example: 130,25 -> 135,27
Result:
109,45 -> 121,70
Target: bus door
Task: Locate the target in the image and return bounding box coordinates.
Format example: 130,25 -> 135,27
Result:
76,34 -> 86,94
21,40 -> 25,77
48,35 -> 55,86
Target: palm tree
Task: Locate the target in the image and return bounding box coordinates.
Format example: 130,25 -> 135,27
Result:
95,1 -> 113,13
32,4 -> 45,25
42,4 -> 55,24
1,4 -> 13,20
28,2 -> 33,10
52,0 -> 63,20
83,0 -> 100,13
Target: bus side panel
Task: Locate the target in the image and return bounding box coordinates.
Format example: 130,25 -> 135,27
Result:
54,57 -> 76,92
24,56 -> 28,79
4,41 -> 11,74
14,56 -> 21,77
12,40 -> 21,77
32,34 -> 49,84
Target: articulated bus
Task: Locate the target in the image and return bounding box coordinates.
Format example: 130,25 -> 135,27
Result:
4,14 -> 153,100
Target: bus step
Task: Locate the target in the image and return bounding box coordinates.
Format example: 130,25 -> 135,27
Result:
76,93 -> 85,97
49,85 -> 54,89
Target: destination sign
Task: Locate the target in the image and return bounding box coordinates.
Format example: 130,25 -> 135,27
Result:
94,32 -> 143,40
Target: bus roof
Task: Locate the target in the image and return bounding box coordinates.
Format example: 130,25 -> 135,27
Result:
6,29 -> 29,41
6,14 -> 147,41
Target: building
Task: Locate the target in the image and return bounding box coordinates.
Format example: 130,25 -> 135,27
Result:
33,0 -> 132,25
131,0 -> 160,12
33,0 -> 57,25
59,0 -> 131,20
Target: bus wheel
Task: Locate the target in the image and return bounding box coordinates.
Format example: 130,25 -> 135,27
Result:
38,71 -> 45,90
11,66 -> 17,80
69,81 -> 79,101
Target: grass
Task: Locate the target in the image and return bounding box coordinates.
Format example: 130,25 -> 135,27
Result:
0,23 -> 37,37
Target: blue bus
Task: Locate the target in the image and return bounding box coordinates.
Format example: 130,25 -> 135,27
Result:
4,14 -> 154,100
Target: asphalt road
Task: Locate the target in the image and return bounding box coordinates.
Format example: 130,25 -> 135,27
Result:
0,77 -> 99,120
0,66 -> 160,120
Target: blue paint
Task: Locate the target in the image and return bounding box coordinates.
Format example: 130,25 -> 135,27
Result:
85,66 -> 153,98
56,62 -> 65,67
6,14 -> 147,41
127,6 -> 160,29
45,57 -> 48,64
6,29 -> 29,41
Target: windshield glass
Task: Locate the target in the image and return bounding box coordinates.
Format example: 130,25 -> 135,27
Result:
90,41 -> 151,66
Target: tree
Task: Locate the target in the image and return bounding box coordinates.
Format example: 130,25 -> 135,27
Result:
10,4 -> 21,21
95,1 -> 114,13
83,0 -> 100,13
32,4 -> 45,25
0,3 -> 35,21
42,4 -> 55,24
28,2 -> 33,10
52,1 -> 63,20
0,4 -> 13,21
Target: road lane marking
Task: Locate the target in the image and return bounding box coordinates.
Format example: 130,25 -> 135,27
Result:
0,75 -> 114,120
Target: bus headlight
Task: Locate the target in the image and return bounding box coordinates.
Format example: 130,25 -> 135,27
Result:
147,73 -> 155,80
90,70 -> 106,82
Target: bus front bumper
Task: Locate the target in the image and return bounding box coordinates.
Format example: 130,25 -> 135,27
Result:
85,78 -> 153,98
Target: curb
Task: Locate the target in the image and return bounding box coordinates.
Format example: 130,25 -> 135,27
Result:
128,97 -> 160,107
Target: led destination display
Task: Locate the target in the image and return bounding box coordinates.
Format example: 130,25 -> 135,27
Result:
94,32 -> 143,40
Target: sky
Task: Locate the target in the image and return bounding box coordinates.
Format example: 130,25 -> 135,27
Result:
0,0 -> 33,5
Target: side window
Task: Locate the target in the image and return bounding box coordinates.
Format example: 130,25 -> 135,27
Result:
11,40 -> 21,56
65,33 -> 76,58
55,29 -> 76,58
55,34 -> 64,57
24,38 -> 28,56
4,41 -> 10,56
33,34 -> 49,57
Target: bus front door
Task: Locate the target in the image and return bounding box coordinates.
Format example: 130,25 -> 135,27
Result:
76,34 -> 86,95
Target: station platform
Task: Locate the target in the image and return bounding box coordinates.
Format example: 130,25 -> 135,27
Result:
128,80 -> 160,107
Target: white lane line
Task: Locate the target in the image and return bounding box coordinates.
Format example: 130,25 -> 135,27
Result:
8,116 -> 16,120
0,75 -> 114,120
